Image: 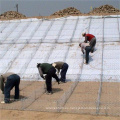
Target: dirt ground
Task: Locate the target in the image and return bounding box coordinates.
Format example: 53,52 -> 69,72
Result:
0,81 -> 120,120
1,109 -> 120,120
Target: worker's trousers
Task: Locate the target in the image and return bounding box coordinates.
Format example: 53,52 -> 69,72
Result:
4,74 -> 20,103
85,46 -> 92,64
46,67 -> 59,92
90,37 -> 96,52
60,63 -> 69,82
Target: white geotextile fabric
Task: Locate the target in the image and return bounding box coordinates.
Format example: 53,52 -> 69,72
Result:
0,15 -> 120,82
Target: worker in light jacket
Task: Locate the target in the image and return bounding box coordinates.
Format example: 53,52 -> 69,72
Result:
52,62 -> 69,83
79,42 -> 91,64
0,72 -> 20,103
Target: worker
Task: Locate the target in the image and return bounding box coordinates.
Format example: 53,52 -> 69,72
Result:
37,63 -> 60,95
79,42 -> 91,64
52,62 -> 69,83
82,33 -> 96,53
0,72 -> 20,104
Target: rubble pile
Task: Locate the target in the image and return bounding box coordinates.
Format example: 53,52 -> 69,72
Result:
51,7 -> 82,17
0,4 -> 120,20
0,11 -> 26,19
88,4 -> 120,15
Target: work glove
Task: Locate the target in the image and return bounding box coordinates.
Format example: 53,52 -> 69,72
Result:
37,63 -> 40,68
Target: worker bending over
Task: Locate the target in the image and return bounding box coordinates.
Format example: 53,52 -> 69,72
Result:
79,42 -> 91,64
82,33 -> 96,53
0,72 -> 20,103
52,62 -> 69,83
37,63 -> 60,95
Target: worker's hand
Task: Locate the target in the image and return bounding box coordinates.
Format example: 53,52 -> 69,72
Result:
58,81 -> 60,84
41,75 -> 45,80
44,75 -> 47,79
37,63 -> 40,68
42,76 -> 45,80
57,79 -> 60,84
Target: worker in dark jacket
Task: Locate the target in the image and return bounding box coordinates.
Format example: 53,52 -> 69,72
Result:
52,62 -> 69,83
0,72 -> 20,103
37,63 -> 60,94
82,33 -> 96,53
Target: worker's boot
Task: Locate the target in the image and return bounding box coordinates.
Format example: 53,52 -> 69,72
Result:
46,91 -> 53,95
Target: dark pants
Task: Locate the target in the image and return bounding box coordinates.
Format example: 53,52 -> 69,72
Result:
60,63 -> 69,82
46,67 -> 59,92
85,46 -> 91,64
4,74 -> 20,103
90,37 -> 96,52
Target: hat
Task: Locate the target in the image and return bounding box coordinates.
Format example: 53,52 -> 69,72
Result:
82,32 -> 86,36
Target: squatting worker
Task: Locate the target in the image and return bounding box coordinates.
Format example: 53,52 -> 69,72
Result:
82,33 -> 96,53
52,62 -> 69,83
0,72 -> 20,103
79,42 -> 91,64
37,63 -> 60,95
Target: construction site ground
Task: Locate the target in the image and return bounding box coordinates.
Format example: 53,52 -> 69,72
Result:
1,109 -> 120,120
1,4 -> 120,119
0,81 -> 120,120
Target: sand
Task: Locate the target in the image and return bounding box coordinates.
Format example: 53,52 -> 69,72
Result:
1,109 -> 120,120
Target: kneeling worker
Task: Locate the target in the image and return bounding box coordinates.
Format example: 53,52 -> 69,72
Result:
0,72 -> 20,103
52,62 -> 69,83
37,63 -> 60,94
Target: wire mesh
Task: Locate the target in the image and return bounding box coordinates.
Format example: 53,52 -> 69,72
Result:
0,79 -> 120,116
0,16 -> 120,116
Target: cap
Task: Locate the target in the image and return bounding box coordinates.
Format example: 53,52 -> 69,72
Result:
82,32 -> 86,36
